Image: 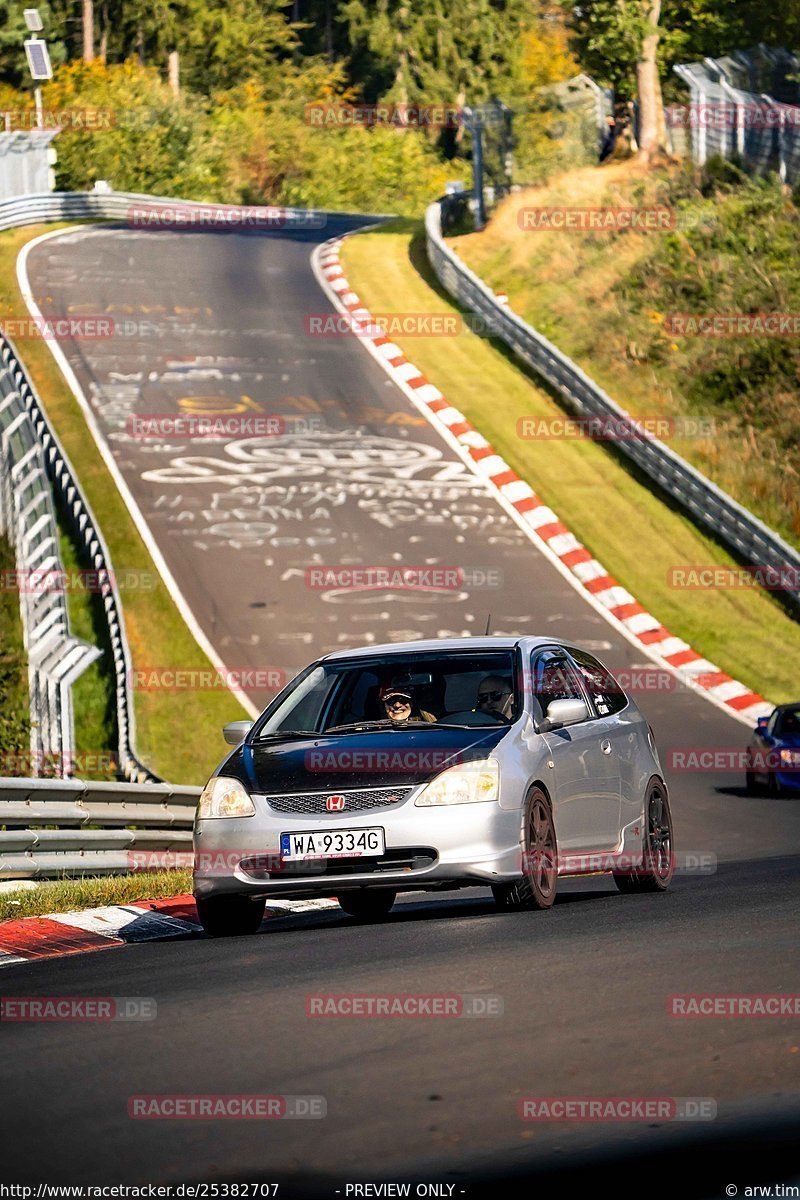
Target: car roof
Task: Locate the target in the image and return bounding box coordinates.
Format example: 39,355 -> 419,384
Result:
321,635 -> 577,662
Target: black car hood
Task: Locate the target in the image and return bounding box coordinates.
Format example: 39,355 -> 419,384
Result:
223,724 -> 510,794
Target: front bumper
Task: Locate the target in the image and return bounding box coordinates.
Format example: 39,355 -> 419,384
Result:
193,791 -> 523,899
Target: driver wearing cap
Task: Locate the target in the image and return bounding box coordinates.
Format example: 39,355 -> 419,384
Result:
379,680 -> 436,726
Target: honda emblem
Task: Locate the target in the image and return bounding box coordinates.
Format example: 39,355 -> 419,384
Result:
326,794 -> 346,812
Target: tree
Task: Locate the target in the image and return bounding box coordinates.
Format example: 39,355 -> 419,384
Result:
562,0 -> 800,159
561,0 -> 672,159
340,0 -> 529,105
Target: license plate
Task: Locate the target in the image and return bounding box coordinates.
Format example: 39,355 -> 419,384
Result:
280,827 -> 385,861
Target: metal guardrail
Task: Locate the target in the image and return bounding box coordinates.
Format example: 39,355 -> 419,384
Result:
0,189 -> 328,233
425,199 -> 800,611
0,776 -> 200,879
0,343 -> 101,766
0,334 -> 156,782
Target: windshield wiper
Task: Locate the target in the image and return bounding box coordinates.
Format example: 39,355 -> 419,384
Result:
253,730 -> 320,742
326,720 -> 394,733
324,720 -> 470,734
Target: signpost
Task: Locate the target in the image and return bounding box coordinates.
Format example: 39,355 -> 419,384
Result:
23,10 -> 53,130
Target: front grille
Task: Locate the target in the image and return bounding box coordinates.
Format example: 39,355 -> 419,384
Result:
240,848 -> 437,880
262,786 -> 416,814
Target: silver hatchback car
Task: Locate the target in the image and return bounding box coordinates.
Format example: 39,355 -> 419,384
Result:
193,637 -> 674,936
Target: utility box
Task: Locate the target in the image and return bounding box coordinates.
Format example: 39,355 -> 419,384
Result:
0,129 -> 59,199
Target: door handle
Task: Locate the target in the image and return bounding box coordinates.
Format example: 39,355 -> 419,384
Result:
600,739 -> 612,754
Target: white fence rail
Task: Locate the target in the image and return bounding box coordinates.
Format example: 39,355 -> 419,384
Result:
426,199 -> 800,611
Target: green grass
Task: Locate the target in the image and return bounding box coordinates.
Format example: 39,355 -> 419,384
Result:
452,161 -> 800,549
0,534 -> 30,761
0,870 -> 192,923
341,219 -> 800,704
0,224 -> 248,783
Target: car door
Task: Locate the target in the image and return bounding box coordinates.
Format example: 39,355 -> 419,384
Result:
567,646 -> 638,822
531,648 -> 621,853
750,712 -> 776,782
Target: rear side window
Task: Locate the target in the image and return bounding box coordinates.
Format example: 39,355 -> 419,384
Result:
531,650 -> 587,723
568,648 -> 627,716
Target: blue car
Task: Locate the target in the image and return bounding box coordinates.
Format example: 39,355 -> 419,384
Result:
746,703 -> 800,795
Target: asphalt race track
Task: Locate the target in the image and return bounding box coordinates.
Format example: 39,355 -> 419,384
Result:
7,217 -> 800,1195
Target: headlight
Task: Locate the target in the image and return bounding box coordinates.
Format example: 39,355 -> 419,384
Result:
779,749 -> 800,767
415,759 -> 499,807
197,776 -> 256,819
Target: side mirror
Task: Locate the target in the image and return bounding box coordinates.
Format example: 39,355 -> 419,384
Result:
756,717 -> 769,730
539,697 -> 588,733
223,720 -> 253,746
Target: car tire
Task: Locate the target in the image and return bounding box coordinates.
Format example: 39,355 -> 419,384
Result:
492,787 -> 557,911
614,777 -> 674,894
766,772 -> 782,798
337,889 -> 396,920
195,894 -> 267,937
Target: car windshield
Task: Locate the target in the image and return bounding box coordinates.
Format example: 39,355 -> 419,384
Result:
775,706 -> 800,737
253,650 -> 519,738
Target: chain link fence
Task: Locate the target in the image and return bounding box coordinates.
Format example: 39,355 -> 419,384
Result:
673,46 -> 800,183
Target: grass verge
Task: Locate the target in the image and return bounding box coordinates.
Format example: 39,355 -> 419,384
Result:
0,223 -> 248,782
0,534 -> 30,760
341,218 -> 800,704
0,869 -> 192,923
452,160 -> 800,549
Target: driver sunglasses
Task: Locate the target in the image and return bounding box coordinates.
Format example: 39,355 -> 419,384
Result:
478,689 -> 510,703
384,693 -> 411,707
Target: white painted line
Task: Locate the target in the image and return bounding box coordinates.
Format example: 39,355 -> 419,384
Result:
17,227 -> 259,721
